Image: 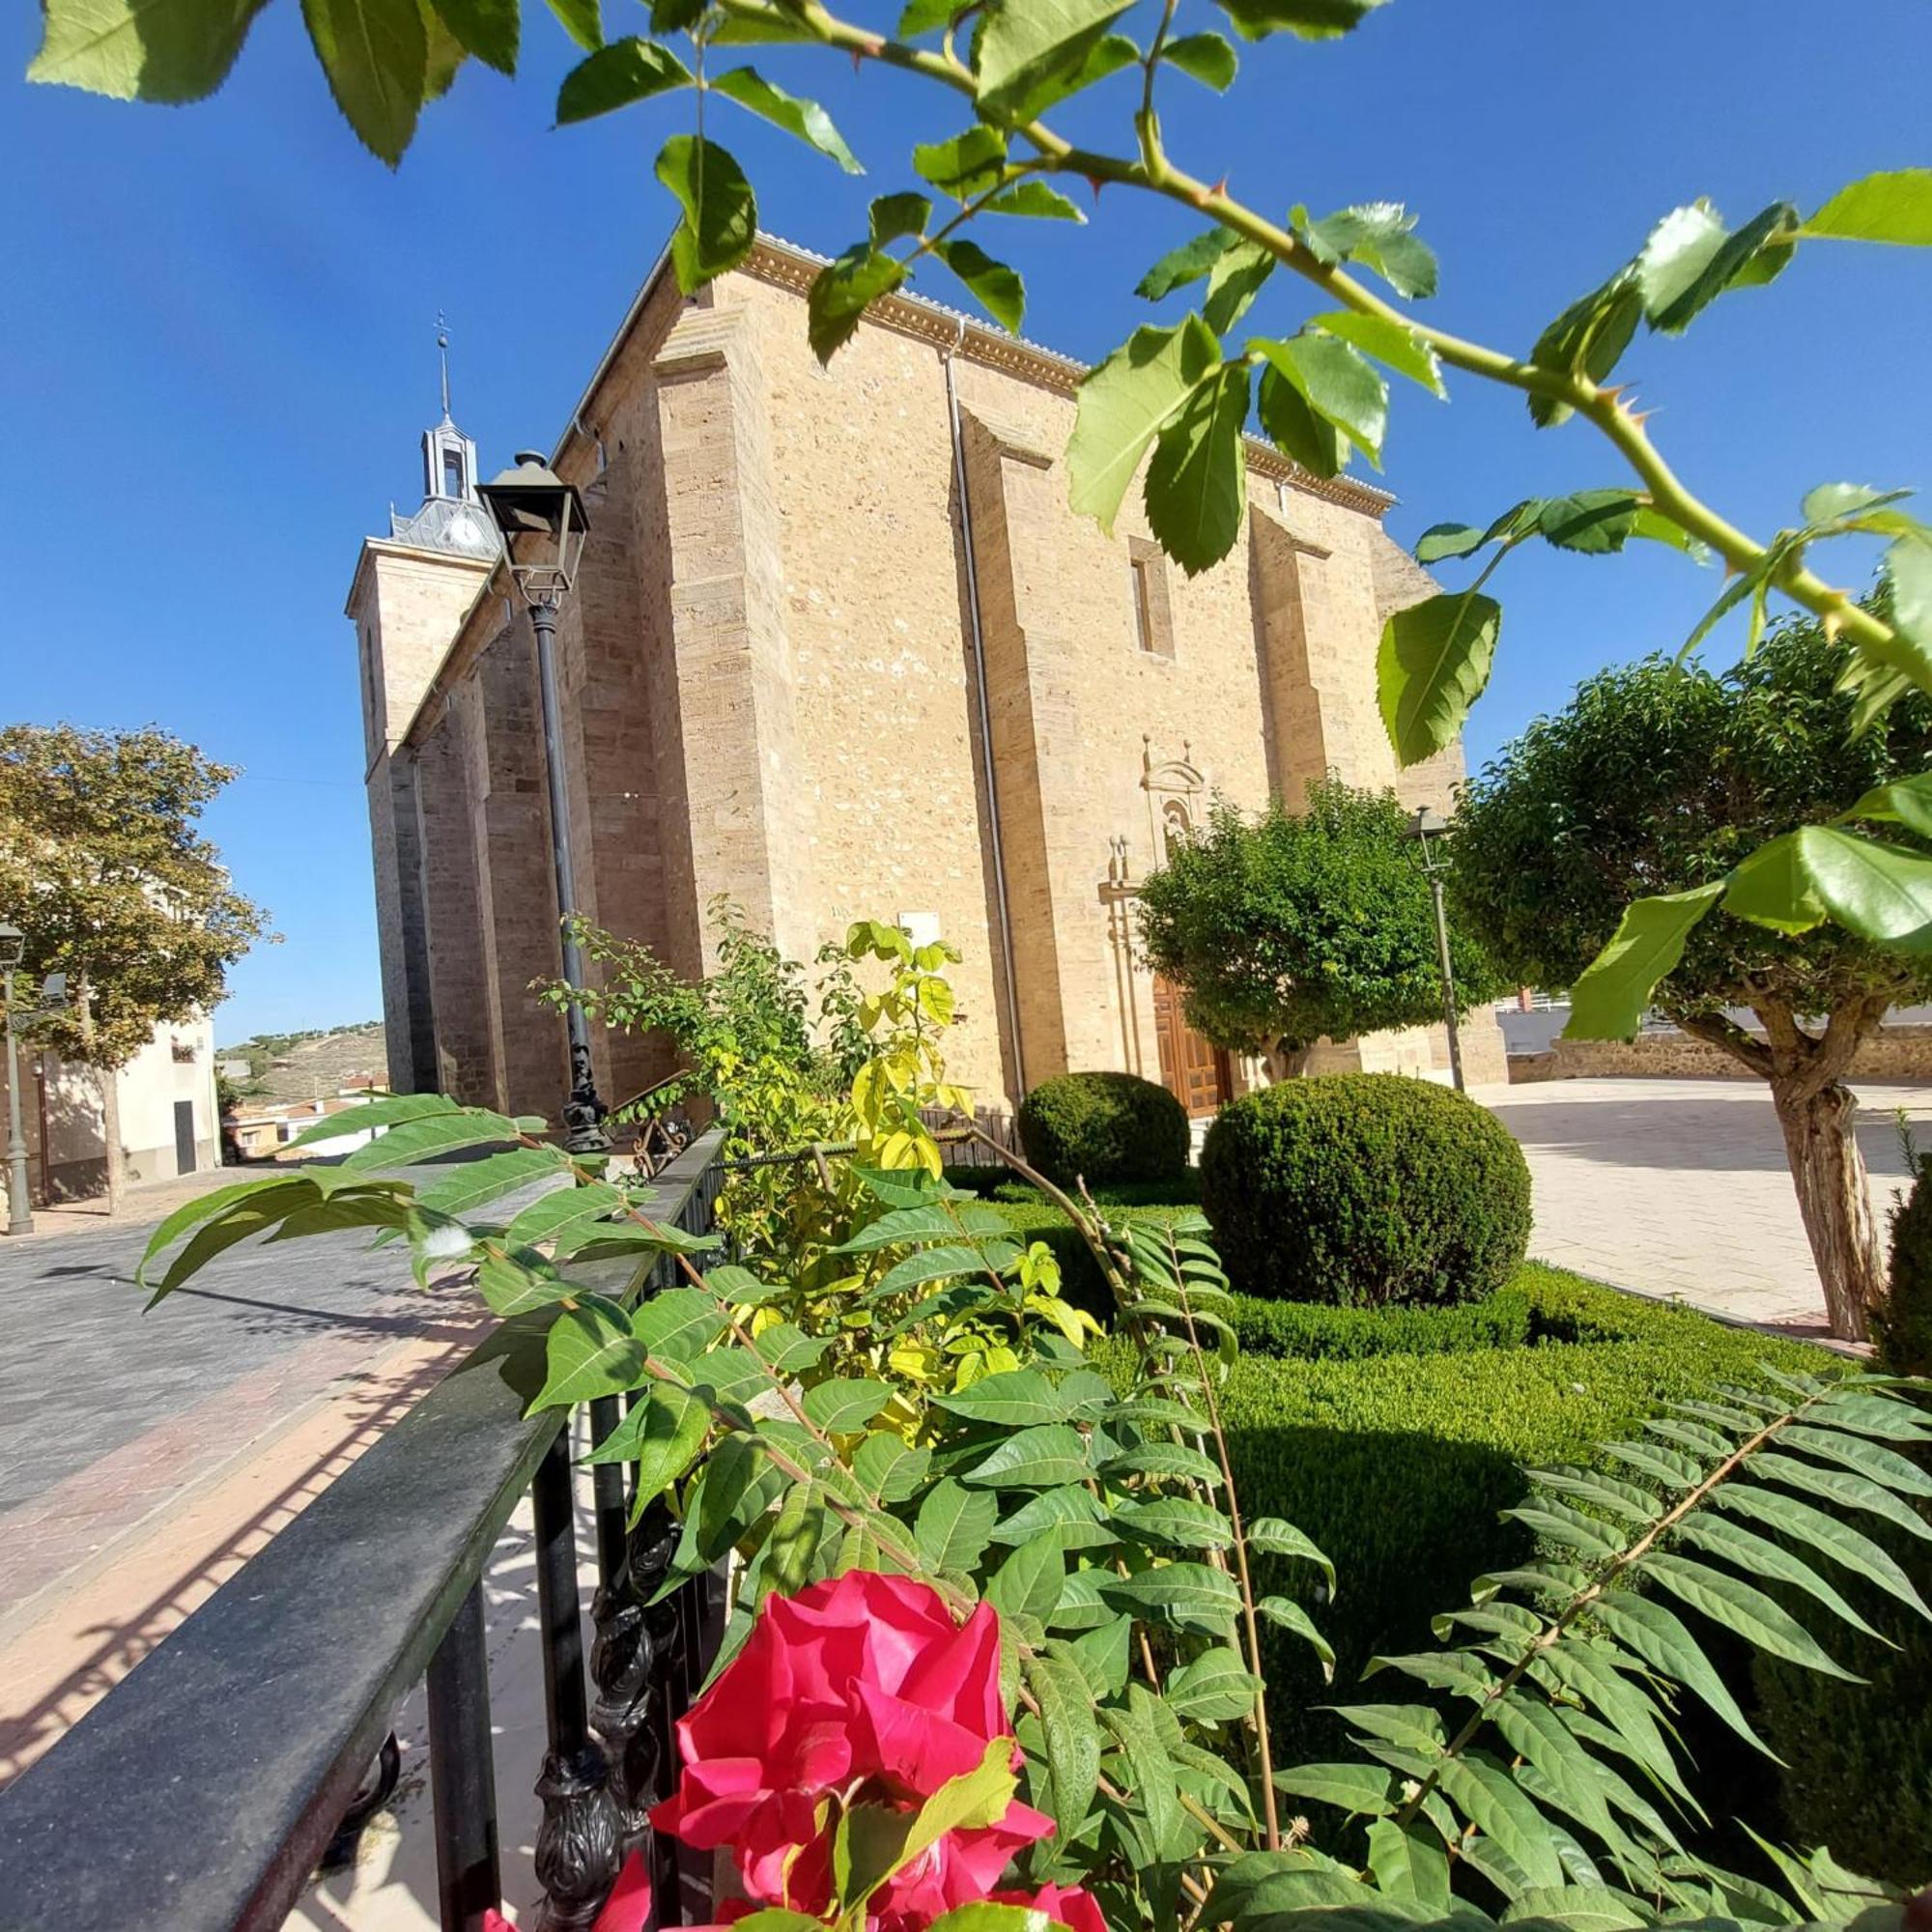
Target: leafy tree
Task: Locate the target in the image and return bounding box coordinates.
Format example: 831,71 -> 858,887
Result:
0,724 -> 269,1203
1137,781 -> 1502,1073
1450,607 -> 1932,1341
23,0 -> 1932,1005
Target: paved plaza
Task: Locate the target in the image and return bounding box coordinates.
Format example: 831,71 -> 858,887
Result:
1483,1075 -> 1932,1336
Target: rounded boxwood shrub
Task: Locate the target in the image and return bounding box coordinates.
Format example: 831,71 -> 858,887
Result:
1015,1070 -> 1190,1190
1199,1072 -> 1530,1307
1875,1155 -> 1932,1376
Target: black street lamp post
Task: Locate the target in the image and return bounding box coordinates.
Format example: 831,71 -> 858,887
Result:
1406,806 -> 1465,1093
478,451 -> 611,1154
1,924 -> 31,1236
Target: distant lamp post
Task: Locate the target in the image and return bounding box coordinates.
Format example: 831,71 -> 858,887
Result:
1405,807 -> 1465,1093
1,923 -> 30,1236
478,450 -> 610,1154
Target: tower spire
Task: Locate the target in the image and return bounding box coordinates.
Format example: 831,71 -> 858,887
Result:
436,310 -> 453,424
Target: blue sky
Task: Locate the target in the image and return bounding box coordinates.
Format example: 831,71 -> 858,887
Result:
4,0 -> 1926,1041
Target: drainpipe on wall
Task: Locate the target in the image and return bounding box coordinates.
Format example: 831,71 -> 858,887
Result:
941,323 -> 1028,1102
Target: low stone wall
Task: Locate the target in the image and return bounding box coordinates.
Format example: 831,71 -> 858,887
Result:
1509,1025 -> 1932,1084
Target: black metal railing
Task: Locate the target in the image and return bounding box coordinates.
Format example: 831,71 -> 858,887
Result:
0,1128 -> 728,1932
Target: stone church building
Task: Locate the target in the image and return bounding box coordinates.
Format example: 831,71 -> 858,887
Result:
348,233 -> 1502,1130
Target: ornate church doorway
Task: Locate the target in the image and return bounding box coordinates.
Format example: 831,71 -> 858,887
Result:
1151,976 -> 1231,1119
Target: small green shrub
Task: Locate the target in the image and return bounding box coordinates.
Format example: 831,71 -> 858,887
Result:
1876,1151 -> 1932,1376
1200,1072 -> 1531,1308
1015,1070 -> 1190,1190
1231,1286 -> 1531,1360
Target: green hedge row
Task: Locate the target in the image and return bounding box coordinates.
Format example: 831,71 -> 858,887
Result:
1230,1286 -> 1533,1360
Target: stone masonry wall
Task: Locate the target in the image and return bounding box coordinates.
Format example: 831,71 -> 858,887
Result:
1511,1026 -> 1932,1084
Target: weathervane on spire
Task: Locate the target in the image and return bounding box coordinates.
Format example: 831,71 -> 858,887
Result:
436,309 -> 453,423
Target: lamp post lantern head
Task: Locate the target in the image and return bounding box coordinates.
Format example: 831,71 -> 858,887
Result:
1406,806 -> 1448,842
479,450 -> 590,610
0,924 -> 22,972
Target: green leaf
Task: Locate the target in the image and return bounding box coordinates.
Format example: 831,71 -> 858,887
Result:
1715,1483 -> 1930,1621
587,1387 -> 709,1506
28,0 -> 272,99
1144,361 -> 1249,576
1293,199 -> 1436,298
1525,269 -> 1641,428
340,1105 -> 521,1168
1591,1589 -> 1768,1753
475,1248 -> 574,1317
899,1736 -> 1023,1878
300,0 -> 427,163
631,1286 -> 725,1359
1365,1819 -> 1451,1910
869,191 -> 930,245
413,1145 -> 563,1216
1503,1500 -> 1623,1560
426,0 -> 512,70
807,244 -> 906,365
1255,364 -> 1347,478
975,0 -> 1133,122
655,133 -> 756,293
1561,883 -> 1725,1039
544,0 -> 599,48
1377,589 -> 1502,766
1100,1561 -> 1240,1634
1841,772 -> 1932,840
931,237 -> 1025,333
137,1175 -> 312,1286
1744,825 -> 1932,952
708,66 -> 860,171
1100,1687 -> 1182,1852
1539,489 -> 1641,555
284,1091 -> 458,1150
1214,0 -> 1388,42
980,181 -> 1084,221
1247,1516 -> 1336,1592
1164,30 -> 1236,87
802,1378 -> 892,1435
933,1369 -> 1072,1426
1204,239 -> 1275,333
1779,1421 -> 1932,1496
1116,1494 -> 1234,1550
869,1242 -> 992,1301
1311,309 -> 1444,396
1434,1750 -> 1568,1890
1527,1466 -> 1661,1526
915,1477 -> 1000,1573
1166,1646 -> 1263,1722
1328,1702 -> 1445,1753
1021,1649 -> 1100,1838
964,1422 -> 1091,1489
555,35 -> 688,120
1257,1594 -> 1335,1678
989,28 -> 1136,124
533,1294 -> 647,1410
1099,1442 -> 1220,1484
1674,1514 -> 1884,1642
854,1431 -> 930,1503
142,1183 -> 325,1298
986,1529 -> 1067,1623
1640,199 -> 1799,334
911,126 -> 1008,201
1804,168 -> 1932,246
500,1180 -> 626,1249
1136,227 -> 1236,301
1255,331 -> 1387,464
989,1484 -> 1114,1550
1066,317 -> 1220,536
895,0 -> 958,32
1641,1553 -> 1861,1680
1271,1762 -> 1398,1815
1721,832 -> 1828,937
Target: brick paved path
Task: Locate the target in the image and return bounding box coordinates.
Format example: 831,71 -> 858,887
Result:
0,1174 -> 489,1783
1481,1076 -> 1932,1336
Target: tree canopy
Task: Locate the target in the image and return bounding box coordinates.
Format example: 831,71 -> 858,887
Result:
0,724 -> 270,1066
1449,599 -> 1932,1031
1136,779 -> 1503,1062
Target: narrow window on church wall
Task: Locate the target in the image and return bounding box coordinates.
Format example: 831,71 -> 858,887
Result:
1127,538 -> 1175,659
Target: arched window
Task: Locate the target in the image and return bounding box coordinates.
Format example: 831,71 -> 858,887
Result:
1162,798 -> 1192,865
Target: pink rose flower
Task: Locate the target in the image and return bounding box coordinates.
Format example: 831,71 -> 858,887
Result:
992,1882 -> 1110,1932
651,1573 -> 1053,1917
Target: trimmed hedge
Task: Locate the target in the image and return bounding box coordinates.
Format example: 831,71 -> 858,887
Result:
1876,1156 -> 1932,1376
1232,1285 -> 1532,1361
1201,1073 -> 1531,1308
1016,1071 -> 1190,1190
1140,1265 -> 1837,1772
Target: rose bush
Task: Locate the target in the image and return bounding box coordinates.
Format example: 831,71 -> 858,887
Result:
650,1572 -> 1095,1931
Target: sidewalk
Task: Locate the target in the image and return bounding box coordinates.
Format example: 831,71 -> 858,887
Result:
3,1162 -> 260,1243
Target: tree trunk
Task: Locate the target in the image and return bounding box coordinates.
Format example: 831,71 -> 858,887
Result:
1275,1039 -> 1314,1078
1769,1076 -> 1884,1344
99,1065 -> 125,1216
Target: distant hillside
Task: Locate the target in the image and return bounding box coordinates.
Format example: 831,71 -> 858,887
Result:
218,1021 -> 387,1101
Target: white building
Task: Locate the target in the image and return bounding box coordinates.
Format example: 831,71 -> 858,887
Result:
6,1016 -> 221,1203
